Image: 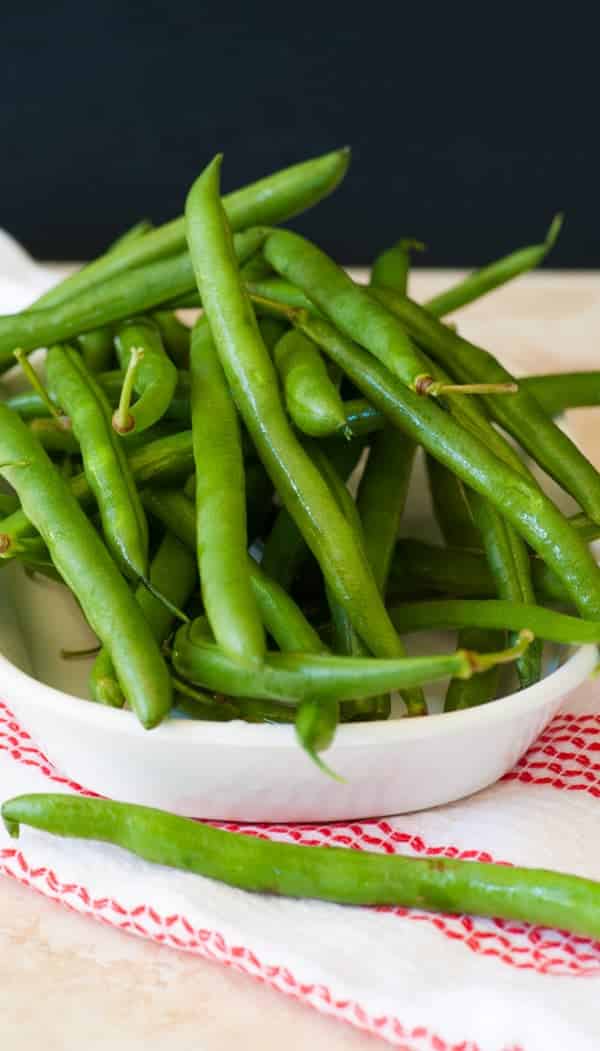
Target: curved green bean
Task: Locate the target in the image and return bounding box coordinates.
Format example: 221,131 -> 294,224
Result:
113,317 -> 178,435
273,328 -> 347,437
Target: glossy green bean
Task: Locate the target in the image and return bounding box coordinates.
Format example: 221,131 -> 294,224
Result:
90,530 -> 197,708
185,156 -> 404,660
389,539 -> 570,604
32,149 -> 350,311
357,428 -> 416,595
522,372 -> 600,417
76,327 -> 115,373
424,216 -> 562,317
7,791 -> 600,939
46,344 -> 148,581
173,616 -> 523,703
0,430 -> 196,557
28,417 -> 80,455
273,328 -> 347,437
372,286 -> 600,522
0,229 -> 267,369
152,311 -> 190,367
0,406 -> 171,728
140,487 -> 323,654
263,229 -> 434,392
425,457 -> 503,708
190,318 -> 264,665
113,317 -> 178,435
387,598 -> 600,644
466,492 -> 542,688
370,238 -> 425,294
301,316 -> 600,619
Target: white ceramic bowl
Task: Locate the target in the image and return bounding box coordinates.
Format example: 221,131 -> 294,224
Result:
1,415 -> 596,820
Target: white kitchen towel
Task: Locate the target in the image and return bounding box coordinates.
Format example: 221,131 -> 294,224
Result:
2,234 -> 600,1051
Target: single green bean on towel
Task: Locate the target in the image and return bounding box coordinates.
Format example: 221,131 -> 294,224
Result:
371,286 -> 600,523
90,530 -> 197,708
184,155 -> 405,660
298,315 -> 600,620
0,228 -> 267,371
424,215 -> 562,317
31,149 -> 350,311
113,317 -> 178,435
7,792 -> 600,939
190,318 -> 264,666
45,344 -> 149,581
6,792 -> 600,939
0,406 -> 171,728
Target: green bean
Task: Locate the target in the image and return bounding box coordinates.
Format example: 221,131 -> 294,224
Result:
113,317 -> 178,435
240,252 -> 274,282
300,316 -> 600,619
308,443 -> 407,720
521,372 -> 600,417
372,286 -> 600,522
173,616 -> 529,703
0,407 -> 171,728
273,328 -> 347,437
76,328 -> 115,373
425,458 -> 503,708
246,278 -> 317,315
140,488 -> 323,654
107,218 -> 154,253
389,539 -> 571,605
260,506 -> 308,591
370,238 -> 425,294
46,345 -> 148,581
0,492 -> 18,516
426,456 -> 479,549
8,791 -> 600,939
0,228 -> 267,369
176,688 -> 297,724
294,696 -> 343,779
357,428 -> 416,595
0,430 -> 197,557
387,598 -> 600,644
190,318 -> 264,666
184,156 -> 405,660
466,494 -> 542,688
32,149 -> 350,311
90,530 -> 197,708
263,229 -> 435,392
28,418 -> 80,455
424,215 -> 562,317
152,311 -> 190,367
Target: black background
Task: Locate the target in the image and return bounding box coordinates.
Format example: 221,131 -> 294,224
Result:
2,3 -> 597,266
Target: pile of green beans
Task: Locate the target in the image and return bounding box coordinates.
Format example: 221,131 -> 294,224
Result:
5,149 -> 600,940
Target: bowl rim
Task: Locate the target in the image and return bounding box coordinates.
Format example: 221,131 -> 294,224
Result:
1,638 -> 596,749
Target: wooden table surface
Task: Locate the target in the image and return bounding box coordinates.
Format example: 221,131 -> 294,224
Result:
2,268 -> 600,1049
